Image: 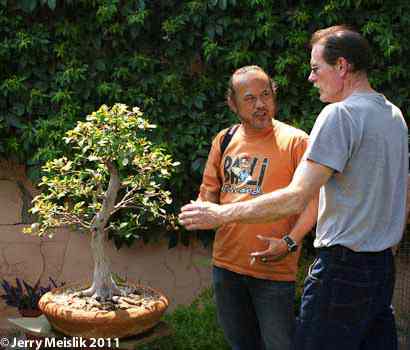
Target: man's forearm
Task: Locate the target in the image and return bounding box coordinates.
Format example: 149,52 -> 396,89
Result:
219,185 -> 307,225
288,194 -> 318,244
217,160 -> 331,227
179,160 -> 332,231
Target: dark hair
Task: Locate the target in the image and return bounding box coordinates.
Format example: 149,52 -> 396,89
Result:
226,65 -> 277,102
310,25 -> 371,73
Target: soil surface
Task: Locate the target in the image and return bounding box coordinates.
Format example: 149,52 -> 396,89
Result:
50,284 -> 162,312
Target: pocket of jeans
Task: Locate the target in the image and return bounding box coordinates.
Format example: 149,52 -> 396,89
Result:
299,258 -> 324,322
307,257 -> 321,281
329,278 -> 371,323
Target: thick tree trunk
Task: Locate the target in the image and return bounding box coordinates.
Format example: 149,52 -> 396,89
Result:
80,161 -> 121,300
87,227 -> 121,299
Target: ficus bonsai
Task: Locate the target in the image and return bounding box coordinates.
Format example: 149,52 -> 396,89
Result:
24,103 -> 179,301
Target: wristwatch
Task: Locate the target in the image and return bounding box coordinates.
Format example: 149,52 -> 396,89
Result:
282,235 -> 298,252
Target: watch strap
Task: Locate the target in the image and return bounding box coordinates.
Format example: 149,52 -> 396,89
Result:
283,235 -> 298,252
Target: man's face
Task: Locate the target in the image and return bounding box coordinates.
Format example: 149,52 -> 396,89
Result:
239,157 -> 250,170
308,44 -> 344,103
229,71 -> 275,130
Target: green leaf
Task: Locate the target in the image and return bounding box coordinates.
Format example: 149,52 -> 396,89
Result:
47,0 -> 56,10
19,0 -> 37,12
13,103 -> 25,117
6,115 -> 24,129
194,97 -> 203,109
219,0 -> 227,10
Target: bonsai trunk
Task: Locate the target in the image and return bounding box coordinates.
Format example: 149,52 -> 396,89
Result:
79,161 -> 122,300
88,227 -> 122,299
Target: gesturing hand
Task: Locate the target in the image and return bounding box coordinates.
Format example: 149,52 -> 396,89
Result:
178,201 -> 224,230
249,235 -> 288,265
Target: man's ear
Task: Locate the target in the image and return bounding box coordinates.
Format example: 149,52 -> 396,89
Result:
337,57 -> 350,77
227,96 -> 238,114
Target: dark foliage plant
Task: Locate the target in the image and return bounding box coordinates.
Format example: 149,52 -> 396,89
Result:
0,0 -> 408,247
0,277 -> 65,310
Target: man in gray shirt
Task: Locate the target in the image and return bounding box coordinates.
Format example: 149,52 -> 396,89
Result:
179,25 -> 408,350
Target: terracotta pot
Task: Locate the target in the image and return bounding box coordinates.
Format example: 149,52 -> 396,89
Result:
38,283 -> 169,339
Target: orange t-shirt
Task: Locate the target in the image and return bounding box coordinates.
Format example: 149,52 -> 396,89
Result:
198,120 -> 309,281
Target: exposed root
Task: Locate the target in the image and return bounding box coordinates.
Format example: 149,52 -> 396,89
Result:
75,284 -> 96,297
74,279 -> 123,302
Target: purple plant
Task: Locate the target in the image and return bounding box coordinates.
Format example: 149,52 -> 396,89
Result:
0,277 -> 65,311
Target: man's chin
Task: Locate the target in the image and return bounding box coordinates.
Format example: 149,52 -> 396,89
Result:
253,119 -> 272,129
319,93 -> 328,103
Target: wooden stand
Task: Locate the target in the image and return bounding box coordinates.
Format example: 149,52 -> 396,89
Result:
8,315 -> 172,349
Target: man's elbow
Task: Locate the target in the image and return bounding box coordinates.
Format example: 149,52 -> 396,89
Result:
294,197 -> 309,215
290,187 -> 312,215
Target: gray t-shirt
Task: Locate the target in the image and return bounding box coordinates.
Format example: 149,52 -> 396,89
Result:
305,92 -> 408,251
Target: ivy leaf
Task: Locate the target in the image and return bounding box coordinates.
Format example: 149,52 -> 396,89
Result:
6,115 -> 24,129
208,0 -> 218,7
47,0 -> 56,10
191,158 -> 205,174
19,0 -> 37,13
194,97 -> 203,109
13,103 -> 25,117
138,0 -> 145,10
219,0 -> 227,10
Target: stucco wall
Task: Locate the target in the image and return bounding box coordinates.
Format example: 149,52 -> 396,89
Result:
0,159 -> 212,332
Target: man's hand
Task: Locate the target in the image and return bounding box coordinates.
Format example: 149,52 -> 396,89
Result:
249,235 -> 289,265
179,201 -> 224,230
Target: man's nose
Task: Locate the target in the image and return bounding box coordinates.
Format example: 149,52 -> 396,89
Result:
255,97 -> 265,108
308,72 -> 315,82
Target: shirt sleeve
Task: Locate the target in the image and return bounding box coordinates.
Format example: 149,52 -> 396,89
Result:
305,104 -> 355,173
291,134 -> 309,171
197,132 -> 224,202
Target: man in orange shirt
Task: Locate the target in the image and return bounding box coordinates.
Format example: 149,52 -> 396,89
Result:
184,65 -> 318,350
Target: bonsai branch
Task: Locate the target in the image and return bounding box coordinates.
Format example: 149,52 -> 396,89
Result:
54,212 -> 91,230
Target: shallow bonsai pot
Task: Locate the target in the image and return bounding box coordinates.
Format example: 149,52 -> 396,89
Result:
38,283 -> 169,339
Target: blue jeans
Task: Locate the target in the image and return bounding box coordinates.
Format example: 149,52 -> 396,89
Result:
294,245 -> 397,350
213,266 -> 295,350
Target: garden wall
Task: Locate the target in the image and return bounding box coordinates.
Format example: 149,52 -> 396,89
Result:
0,159 -> 212,333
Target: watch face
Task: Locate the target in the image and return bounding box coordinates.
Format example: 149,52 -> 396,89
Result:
284,236 -> 297,252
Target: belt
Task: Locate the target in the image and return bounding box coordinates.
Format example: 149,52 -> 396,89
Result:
316,244 -> 391,257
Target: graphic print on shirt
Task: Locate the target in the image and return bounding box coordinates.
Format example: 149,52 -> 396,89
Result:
221,155 -> 268,195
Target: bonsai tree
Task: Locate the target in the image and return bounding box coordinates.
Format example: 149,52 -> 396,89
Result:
24,104 -> 179,301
